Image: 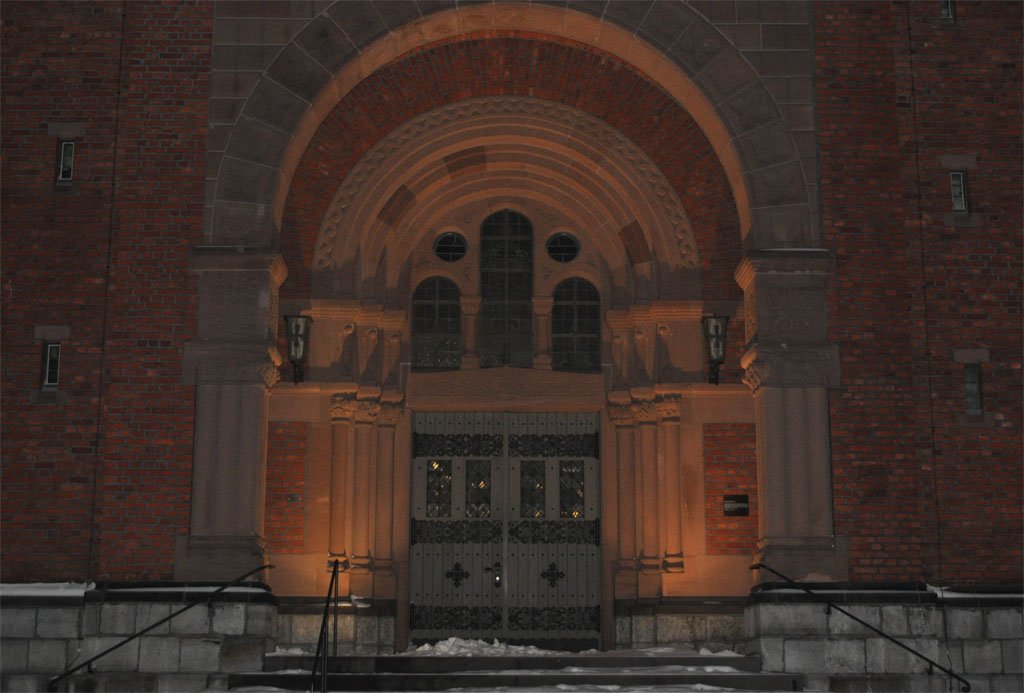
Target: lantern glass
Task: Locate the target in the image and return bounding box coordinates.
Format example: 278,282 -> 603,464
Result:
285,315 -> 311,364
701,316 -> 729,364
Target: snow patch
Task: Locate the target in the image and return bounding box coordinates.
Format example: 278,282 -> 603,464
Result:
0,582 -> 94,597
697,647 -> 741,657
269,646 -> 312,655
408,637 -> 572,657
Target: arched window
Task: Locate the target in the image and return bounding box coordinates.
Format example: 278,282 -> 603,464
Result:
411,277 -> 461,371
479,209 -> 533,368
552,278 -> 601,373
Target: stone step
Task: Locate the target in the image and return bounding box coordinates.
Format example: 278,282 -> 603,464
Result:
230,669 -> 803,691
263,653 -> 766,673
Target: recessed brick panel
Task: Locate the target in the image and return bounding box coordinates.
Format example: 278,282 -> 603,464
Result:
704,423 -> 758,555
266,422 -> 308,554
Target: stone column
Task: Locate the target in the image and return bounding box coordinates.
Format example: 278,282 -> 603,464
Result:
461,295 -> 481,369
735,250 -> 848,582
533,297 -> 554,369
373,402 -> 402,598
656,396 -> 684,572
176,248 -> 287,581
633,400 -> 661,596
329,395 -> 358,596
608,403 -> 638,599
349,398 -> 380,596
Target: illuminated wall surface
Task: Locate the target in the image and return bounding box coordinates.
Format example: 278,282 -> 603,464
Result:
1,0 -> 1020,608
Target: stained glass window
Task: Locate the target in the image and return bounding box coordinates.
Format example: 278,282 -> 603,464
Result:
552,278 -> 600,373
520,460 -> 546,519
559,461 -> 585,519
479,210 -> 533,368
426,459 -> 452,518
412,277 -> 461,371
465,459 -> 492,518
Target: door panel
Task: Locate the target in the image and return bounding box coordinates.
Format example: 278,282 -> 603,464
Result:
410,412 -> 600,645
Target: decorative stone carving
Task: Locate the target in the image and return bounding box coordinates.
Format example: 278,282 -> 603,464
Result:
607,404 -> 634,426
314,97 -> 700,282
187,343 -> 281,388
654,394 -> 682,420
631,400 -> 659,424
330,393 -> 360,421
354,400 -> 382,423
741,345 -> 841,393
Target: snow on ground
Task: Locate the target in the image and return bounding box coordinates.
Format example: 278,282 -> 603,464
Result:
224,683 -> 737,687
408,637 -> 576,656
405,637 -> 736,658
0,582 -> 94,597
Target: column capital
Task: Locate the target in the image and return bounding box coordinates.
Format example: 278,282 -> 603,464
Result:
184,341 -> 282,388
329,388 -> 382,421
741,344 -> 840,393
654,394 -> 683,421
190,247 -> 288,286
460,295 -> 482,314
607,403 -> 634,425
532,296 -> 555,315
734,249 -> 834,290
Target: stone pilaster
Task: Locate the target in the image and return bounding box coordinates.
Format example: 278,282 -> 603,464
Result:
656,395 -> 684,572
176,248 -> 287,581
349,397 -> 381,596
533,297 -> 554,369
735,250 -> 848,582
328,393 -> 359,595
372,402 -> 403,598
460,296 -> 481,369
633,399 -> 661,596
608,403 -> 638,599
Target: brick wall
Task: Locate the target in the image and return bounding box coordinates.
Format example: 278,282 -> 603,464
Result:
265,422 -> 308,554
0,1 -> 212,580
703,423 -> 758,555
1,1 -> 126,581
817,1 -> 1022,584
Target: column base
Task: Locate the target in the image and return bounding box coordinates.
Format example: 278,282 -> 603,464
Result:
174,534 -> 268,582
753,536 -> 850,583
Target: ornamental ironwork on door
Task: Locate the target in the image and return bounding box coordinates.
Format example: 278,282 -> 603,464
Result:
410,412 -> 600,646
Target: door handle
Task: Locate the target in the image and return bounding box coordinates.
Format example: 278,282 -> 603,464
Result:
483,561 -> 502,587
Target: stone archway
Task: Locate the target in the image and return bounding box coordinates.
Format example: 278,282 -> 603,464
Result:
204,2 -> 818,252
179,2 -> 847,590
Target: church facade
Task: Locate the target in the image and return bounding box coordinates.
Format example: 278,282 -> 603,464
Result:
2,0 -> 1021,673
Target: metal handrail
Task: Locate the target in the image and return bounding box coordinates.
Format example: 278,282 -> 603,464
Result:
751,562 -> 971,693
47,564 -> 273,692
309,559 -> 342,693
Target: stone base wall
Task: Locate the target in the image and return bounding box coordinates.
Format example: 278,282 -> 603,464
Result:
0,595 -> 274,692
746,599 -> 1024,692
275,603 -> 395,655
614,599 -> 747,652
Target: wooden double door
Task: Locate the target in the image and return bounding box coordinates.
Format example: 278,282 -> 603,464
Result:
409,412 -> 601,647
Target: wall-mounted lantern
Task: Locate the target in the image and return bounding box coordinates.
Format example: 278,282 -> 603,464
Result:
284,314 -> 312,383
701,315 -> 729,385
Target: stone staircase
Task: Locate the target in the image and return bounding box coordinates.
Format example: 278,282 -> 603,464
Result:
228,652 -> 803,690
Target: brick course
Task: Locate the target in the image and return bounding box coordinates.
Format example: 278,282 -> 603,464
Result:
265,422 -> 308,554
703,423 -> 758,555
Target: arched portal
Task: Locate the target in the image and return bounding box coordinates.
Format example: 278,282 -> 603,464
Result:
179,4 -> 846,650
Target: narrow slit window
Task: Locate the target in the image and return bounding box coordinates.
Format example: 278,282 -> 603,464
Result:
42,343 -> 61,388
964,363 -> 982,414
57,140 -> 75,183
950,171 -> 968,212
939,0 -> 955,22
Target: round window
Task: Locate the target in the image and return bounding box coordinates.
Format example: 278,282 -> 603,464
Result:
433,232 -> 467,262
546,233 -> 579,262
